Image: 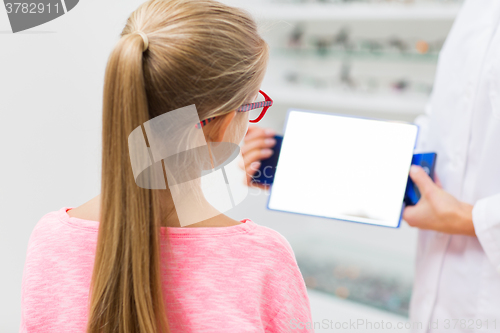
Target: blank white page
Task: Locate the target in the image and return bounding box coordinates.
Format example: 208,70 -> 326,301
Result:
268,110 -> 418,228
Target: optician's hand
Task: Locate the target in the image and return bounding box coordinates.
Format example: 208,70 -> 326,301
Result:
403,165 -> 476,236
240,126 -> 277,189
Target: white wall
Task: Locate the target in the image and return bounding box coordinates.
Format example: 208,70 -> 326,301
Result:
0,1 -> 145,330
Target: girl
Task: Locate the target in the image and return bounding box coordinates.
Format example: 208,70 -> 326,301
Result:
20,0 -> 313,332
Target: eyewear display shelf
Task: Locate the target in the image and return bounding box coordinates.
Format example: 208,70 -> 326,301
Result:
222,0 -> 461,118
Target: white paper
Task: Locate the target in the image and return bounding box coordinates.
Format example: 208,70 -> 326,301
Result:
268,110 -> 418,228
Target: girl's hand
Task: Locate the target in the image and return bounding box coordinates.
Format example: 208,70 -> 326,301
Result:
240,126 -> 277,189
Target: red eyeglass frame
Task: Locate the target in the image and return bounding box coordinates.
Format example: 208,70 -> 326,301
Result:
196,90 -> 273,129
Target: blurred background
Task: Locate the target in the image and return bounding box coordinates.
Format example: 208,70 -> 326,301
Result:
0,0 -> 462,331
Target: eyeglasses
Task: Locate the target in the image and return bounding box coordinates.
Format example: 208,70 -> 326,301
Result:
196,90 -> 273,129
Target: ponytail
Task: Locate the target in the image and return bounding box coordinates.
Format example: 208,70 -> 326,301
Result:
86,0 -> 270,331
86,32 -> 169,333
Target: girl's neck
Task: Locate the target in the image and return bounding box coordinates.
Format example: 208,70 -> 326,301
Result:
67,193 -> 241,228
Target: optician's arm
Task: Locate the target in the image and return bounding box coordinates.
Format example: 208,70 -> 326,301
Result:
472,194 -> 500,273
403,165 -> 475,236
402,97 -> 477,235
404,168 -> 500,273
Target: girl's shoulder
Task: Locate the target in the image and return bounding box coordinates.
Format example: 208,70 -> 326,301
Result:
28,208 -> 80,245
247,221 -> 296,259
235,220 -> 300,271
24,207 -> 99,274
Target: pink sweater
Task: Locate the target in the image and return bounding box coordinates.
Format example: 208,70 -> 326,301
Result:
20,207 -> 313,332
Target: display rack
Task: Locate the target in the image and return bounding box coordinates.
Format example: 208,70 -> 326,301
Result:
222,0 -> 460,117
233,3 -> 461,22
274,48 -> 440,62
272,87 -> 427,114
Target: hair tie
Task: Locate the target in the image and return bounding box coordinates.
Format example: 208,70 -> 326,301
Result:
136,31 -> 149,52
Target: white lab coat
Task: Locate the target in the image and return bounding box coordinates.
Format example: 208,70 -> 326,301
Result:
410,1 -> 500,332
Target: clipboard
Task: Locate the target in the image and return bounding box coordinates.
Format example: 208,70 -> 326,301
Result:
258,109 -> 420,228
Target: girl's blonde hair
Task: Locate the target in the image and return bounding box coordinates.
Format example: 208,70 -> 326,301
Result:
87,1 -> 269,332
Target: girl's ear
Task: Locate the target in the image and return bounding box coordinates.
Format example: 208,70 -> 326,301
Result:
206,111 -> 236,142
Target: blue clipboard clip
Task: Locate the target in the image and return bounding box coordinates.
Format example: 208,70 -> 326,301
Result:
404,152 -> 437,206
251,135 -> 283,185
